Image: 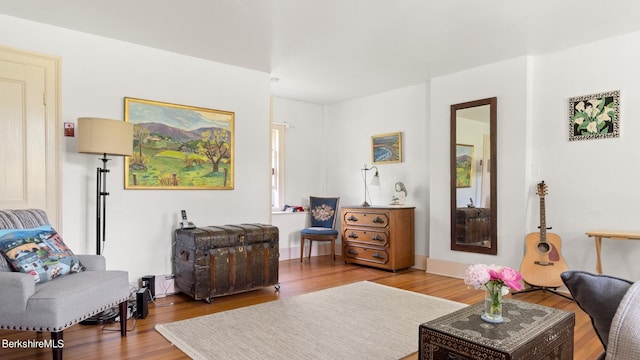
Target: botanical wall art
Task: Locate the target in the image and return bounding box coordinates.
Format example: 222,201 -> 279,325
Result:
372,132 -> 402,164
124,97 -> 234,190
569,90 -> 620,141
456,144 -> 473,188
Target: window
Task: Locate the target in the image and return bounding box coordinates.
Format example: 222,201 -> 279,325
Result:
271,123 -> 286,210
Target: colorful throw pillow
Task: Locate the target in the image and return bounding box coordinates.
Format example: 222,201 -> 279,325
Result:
0,224 -> 53,272
0,227 -> 85,283
0,250 -> 9,272
0,223 -> 52,237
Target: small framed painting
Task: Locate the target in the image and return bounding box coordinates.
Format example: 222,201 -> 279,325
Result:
569,90 -> 620,141
455,144 -> 473,188
372,132 -> 402,164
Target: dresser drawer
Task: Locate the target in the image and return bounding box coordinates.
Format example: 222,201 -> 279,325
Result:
343,228 -> 389,246
343,244 -> 389,265
343,211 -> 389,228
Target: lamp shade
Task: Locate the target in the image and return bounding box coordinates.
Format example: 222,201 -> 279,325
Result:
77,117 -> 133,156
370,173 -> 380,186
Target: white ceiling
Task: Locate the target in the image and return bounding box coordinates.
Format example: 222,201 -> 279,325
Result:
2,0 -> 640,104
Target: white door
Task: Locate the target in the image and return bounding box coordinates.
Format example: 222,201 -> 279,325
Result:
0,47 -> 60,228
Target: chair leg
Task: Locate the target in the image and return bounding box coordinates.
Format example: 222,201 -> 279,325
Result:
331,239 -> 335,264
119,300 -> 127,336
308,240 -> 313,259
300,237 -> 305,263
51,331 -> 62,360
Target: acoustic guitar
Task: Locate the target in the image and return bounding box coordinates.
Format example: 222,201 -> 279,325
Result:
520,181 -> 569,288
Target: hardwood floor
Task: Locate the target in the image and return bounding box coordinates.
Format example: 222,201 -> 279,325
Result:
1,256 -> 603,359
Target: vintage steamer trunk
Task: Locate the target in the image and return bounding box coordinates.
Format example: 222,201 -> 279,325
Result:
174,224 -> 279,302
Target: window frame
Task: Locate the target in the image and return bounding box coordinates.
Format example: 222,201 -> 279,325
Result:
271,123 -> 286,211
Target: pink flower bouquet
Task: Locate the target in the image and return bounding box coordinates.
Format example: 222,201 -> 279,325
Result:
464,263 -> 524,293
464,264 -> 524,323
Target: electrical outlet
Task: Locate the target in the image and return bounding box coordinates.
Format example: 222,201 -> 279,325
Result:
154,274 -> 176,298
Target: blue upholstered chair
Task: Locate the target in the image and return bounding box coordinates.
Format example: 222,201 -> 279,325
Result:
300,196 -> 340,264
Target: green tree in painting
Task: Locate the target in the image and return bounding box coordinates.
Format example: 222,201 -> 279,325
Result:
130,124 -> 150,169
198,129 -> 230,173
133,124 -> 150,157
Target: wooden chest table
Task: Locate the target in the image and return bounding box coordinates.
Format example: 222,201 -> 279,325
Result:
419,299 -> 574,360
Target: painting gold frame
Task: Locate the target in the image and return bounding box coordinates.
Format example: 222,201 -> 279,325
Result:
124,97 -> 234,190
372,132 -> 402,164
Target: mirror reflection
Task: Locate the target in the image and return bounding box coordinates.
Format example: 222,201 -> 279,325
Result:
450,97 -> 497,255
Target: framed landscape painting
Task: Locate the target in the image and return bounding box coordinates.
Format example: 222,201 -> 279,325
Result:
372,132 -> 402,164
456,144 -> 473,188
124,97 -> 234,190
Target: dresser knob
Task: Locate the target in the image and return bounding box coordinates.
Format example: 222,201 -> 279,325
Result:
348,249 -> 359,255
347,215 -> 358,222
372,234 -> 384,241
373,216 -> 384,223
372,252 -> 385,259
348,232 -> 358,239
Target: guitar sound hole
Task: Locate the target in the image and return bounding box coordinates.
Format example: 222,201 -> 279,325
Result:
537,242 -> 551,253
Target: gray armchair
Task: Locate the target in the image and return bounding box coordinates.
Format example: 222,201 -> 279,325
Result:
0,209 -> 129,360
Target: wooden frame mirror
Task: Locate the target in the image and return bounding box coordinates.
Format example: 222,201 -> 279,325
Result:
450,97 -> 497,254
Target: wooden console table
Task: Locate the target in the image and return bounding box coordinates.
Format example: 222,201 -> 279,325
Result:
586,230 -> 640,274
419,299 -> 574,359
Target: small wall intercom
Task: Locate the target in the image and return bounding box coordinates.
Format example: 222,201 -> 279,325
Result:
180,210 -> 196,229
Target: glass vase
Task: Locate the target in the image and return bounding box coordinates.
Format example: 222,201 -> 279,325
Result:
481,281 -> 504,323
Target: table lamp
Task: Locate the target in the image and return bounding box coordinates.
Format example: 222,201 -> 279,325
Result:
361,164 -> 380,207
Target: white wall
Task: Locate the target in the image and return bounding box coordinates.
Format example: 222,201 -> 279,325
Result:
271,97 -> 325,206
4,13 -> 640,283
325,84 -> 430,265
271,97 -> 324,259
532,31 -> 640,280
0,15 -> 272,282
429,32 -> 640,282
429,57 -> 530,273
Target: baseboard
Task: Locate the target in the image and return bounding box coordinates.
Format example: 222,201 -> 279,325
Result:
413,254 -> 428,271
278,247 -> 428,271
425,258 -> 571,295
426,258 -> 468,279
280,243 -> 339,261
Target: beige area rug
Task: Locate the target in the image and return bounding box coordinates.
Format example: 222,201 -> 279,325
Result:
156,281 -> 466,360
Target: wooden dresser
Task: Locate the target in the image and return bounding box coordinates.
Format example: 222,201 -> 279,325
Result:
341,206 -> 415,271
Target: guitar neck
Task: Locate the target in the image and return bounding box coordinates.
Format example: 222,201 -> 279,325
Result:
539,196 -> 547,241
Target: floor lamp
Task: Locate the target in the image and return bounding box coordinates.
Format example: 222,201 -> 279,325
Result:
77,117 -> 133,255
77,117 -> 133,325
